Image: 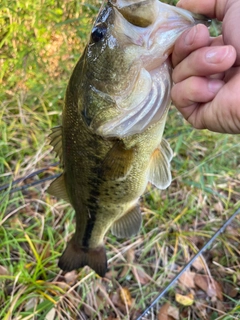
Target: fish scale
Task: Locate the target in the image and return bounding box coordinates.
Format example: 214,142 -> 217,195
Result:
47,0 -> 210,276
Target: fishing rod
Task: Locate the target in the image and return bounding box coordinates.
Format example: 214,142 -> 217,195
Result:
1,164 -> 239,319
136,207 -> 240,320
0,163 -> 60,194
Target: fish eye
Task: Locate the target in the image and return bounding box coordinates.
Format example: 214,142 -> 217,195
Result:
91,23 -> 107,43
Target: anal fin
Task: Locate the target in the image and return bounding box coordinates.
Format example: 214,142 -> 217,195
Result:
47,173 -> 70,203
103,141 -> 134,180
148,138 -> 173,190
58,238 -> 107,277
111,204 -> 142,238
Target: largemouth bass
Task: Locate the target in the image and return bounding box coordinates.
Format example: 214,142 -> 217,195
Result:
48,0 -> 209,277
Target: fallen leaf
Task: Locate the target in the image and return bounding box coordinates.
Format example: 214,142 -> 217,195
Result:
64,270 -> 78,285
120,287 -> 132,307
225,283 -> 238,298
225,225 -> 240,238
192,257 -> 205,271
158,303 -> 175,320
132,267 -> 150,285
179,271 -> 195,289
195,301 -> 207,317
194,274 -> 208,292
167,305 -> 179,320
111,291 -> 127,312
194,274 -> 223,301
0,265 -> 9,276
214,202 -> 224,213
175,293 -> 194,306
216,300 -> 225,313
210,280 -> 223,301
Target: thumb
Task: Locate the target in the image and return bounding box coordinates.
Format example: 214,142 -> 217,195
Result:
223,0 -> 240,65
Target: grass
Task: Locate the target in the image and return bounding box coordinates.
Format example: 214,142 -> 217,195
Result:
0,0 -> 239,319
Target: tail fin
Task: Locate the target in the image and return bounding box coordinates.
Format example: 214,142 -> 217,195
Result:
58,238 -> 107,277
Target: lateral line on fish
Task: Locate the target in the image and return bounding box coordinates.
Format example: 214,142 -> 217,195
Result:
82,169 -> 103,247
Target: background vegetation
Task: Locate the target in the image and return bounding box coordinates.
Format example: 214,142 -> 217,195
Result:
0,0 -> 239,319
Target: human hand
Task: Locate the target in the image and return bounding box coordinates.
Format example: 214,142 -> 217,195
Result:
171,0 -> 240,134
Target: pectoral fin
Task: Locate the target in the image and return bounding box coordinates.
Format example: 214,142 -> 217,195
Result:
148,138 -> 173,190
111,204 -> 142,238
49,126 -> 63,164
47,173 -> 70,203
103,141 -> 134,180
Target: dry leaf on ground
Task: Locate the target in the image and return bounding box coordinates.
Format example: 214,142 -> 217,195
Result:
132,266 -> 151,285
158,303 -> 173,320
158,303 -> 177,320
192,256 -> 205,271
120,287 -> 133,307
194,274 -> 223,300
64,270 -> 78,285
111,291 -> 127,313
0,265 -> 9,276
175,293 -> 194,306
167,304 -> 179,320
225,283 -> 238,298
179,271 -> 195,288
214,202 -> 224,213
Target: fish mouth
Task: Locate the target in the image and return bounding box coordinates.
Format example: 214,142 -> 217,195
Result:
109,0 -> 210,49
107,0 -> 200,70
110,0 -> 159,28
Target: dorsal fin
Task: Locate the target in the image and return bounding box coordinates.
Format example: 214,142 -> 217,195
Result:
148,138 -> 173,190
49,126 -> 63,164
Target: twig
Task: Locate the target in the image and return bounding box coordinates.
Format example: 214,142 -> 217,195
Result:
136,207 -> 240,320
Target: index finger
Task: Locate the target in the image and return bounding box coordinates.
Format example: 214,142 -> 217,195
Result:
177,0 -> 227,20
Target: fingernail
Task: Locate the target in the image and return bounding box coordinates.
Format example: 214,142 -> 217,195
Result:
184,25 -> 197,45
205,47 -> 230,64
208,80 -> 224,93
